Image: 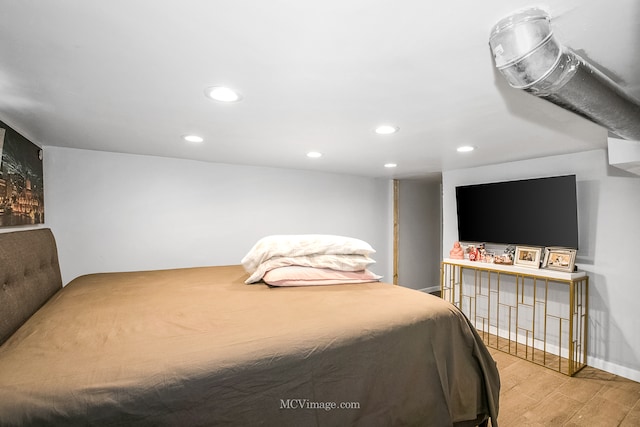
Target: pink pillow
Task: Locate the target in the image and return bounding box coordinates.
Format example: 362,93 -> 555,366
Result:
263,266 -> 381,287
245,254 -> 376,284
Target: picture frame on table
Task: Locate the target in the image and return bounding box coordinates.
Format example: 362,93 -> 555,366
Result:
514,246 -> 543,269
543,248 -> 577,272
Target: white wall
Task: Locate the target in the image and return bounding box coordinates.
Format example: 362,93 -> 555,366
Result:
442,149 -> 640,381
397,178 -> 442,291
43,147 -> 393,285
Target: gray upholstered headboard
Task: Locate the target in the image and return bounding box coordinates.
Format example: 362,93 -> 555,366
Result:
0,228 -> 62,346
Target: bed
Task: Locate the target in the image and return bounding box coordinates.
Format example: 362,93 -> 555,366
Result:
0,228 -> 499,426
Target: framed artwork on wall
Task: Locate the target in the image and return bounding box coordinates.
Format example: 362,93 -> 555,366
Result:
514,246 -> 542,269
0,120 -> 44,227
543,248 -> 577,272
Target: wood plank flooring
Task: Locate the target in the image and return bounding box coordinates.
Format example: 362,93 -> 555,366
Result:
489,347 -> 640,426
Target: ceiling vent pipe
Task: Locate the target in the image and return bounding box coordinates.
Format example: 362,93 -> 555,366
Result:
489,7 -> 640,141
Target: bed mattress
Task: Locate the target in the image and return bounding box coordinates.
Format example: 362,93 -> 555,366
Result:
0,265 -> 499,426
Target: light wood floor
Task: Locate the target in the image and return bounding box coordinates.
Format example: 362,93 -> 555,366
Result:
489,347 -> 640,426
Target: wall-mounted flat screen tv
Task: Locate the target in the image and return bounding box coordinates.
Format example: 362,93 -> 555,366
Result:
455,174 -> 578,248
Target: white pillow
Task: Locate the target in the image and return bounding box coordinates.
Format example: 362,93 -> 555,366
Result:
241,235 -> 376,273
245,254 -> 376,284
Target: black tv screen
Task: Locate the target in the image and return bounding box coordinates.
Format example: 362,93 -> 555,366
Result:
455,175 -> 578,248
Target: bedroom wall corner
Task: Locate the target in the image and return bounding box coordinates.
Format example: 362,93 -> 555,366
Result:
397,177 -> 442,291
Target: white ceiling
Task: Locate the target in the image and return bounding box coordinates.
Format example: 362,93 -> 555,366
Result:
0,1 -> 638,179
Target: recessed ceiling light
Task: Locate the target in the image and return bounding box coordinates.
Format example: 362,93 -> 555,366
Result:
307,151 -> 322,158
384,163 -> 397,168
375,125 -> 399,135
183,135 -> 204,143
456,145 -> 475,153
205,86 -> 242,102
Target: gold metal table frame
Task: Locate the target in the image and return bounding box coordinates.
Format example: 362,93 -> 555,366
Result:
441,258 -> 588,376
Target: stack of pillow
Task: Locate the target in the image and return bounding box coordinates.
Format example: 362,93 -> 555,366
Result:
241,235 -> 381,286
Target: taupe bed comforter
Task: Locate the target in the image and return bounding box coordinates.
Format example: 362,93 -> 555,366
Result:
0,265 -> 499,426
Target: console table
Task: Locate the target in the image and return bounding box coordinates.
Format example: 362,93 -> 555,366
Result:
440,258 -> 588,376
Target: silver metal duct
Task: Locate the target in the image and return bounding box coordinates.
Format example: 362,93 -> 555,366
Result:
489,7 -> 640,141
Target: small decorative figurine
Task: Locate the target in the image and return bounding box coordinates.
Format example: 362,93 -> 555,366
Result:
504,245 -> 516,260
468,245 -> 478,261
450,241 -> 464,259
